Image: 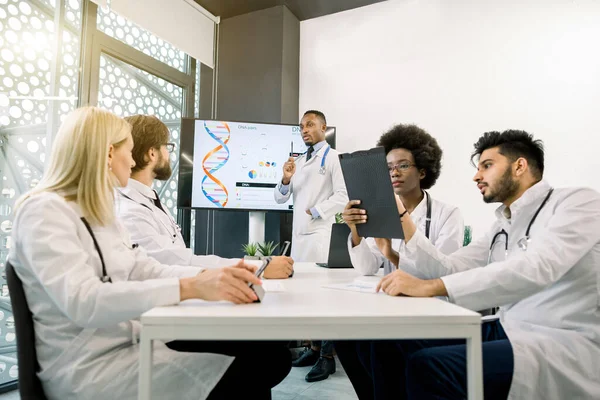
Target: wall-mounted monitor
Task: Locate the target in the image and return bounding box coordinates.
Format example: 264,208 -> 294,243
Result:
177,118 -> 336,211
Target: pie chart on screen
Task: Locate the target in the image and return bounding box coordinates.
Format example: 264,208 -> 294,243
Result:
248,170 -> 257,179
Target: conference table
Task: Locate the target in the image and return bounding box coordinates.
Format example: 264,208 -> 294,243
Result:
137,263 -> 483,399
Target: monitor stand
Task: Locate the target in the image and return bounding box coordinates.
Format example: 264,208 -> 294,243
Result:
248,211 -> 266,244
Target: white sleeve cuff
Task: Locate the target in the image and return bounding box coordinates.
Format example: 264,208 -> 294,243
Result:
440,275 -> 457,303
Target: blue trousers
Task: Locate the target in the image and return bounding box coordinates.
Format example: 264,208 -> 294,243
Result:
311,340 -> 334,357
335,319 -> 514,400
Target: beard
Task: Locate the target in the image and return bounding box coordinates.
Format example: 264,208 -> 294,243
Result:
483,166 -> 519,203
153,153 -> 172,181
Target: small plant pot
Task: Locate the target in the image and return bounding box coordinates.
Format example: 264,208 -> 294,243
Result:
244,255 -> 260,261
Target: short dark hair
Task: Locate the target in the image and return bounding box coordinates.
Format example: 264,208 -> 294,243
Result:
303,110 -> 326,125
471,130 -> 544,179
124,115 -> 170,173
376,124 -> 443,190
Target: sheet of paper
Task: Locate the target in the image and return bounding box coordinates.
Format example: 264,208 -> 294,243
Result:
322,279 -> 379,294
262,281 -> 286,292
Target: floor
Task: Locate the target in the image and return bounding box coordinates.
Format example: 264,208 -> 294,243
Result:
0,391 -> 18,400
0,357 -> 358,400
272,356 -> 358,400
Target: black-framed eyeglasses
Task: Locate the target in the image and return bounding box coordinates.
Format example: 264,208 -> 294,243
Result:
165,142 -> 175,153
387,162 -> 416,173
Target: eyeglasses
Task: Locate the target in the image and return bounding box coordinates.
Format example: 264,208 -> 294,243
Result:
165,142 -> 175,153
387,162 -> 416,173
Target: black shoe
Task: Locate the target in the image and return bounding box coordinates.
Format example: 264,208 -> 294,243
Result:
305,356 -> 336,382
291,347 -> 320,367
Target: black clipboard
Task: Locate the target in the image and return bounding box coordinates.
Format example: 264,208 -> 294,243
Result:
338,147 -> 404,239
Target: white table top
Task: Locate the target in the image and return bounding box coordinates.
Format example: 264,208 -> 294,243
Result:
141,263 -> 480,331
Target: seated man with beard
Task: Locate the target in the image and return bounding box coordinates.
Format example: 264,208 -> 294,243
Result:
116,115 -> 294,278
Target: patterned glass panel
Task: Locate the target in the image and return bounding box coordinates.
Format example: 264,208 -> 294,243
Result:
0,0 -> 82,386
194,63 -> 200,118
97,0 -> 187,73
98,53 -> 183,218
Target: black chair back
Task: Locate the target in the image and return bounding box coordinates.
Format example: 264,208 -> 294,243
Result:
5,261 -> 48,400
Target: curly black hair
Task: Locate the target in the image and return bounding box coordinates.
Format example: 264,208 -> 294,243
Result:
471,130 -> 544,179
377,124 -> 442,189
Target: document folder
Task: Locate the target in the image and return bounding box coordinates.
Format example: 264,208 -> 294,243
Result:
338,147 -> 404,239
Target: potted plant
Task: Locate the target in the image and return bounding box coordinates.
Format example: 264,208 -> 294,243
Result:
242,242 -> 260,260
257,241 -> 279,258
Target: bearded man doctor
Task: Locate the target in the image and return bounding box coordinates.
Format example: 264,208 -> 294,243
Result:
337,129 -> 600,400
117,115 -> 294,279
274,110 -> 348,263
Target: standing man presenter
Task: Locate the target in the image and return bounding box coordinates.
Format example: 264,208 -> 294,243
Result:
274,110 -> 348,382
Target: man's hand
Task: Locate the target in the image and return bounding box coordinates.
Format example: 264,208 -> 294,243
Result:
342,200 -> 366,246
263,256 -> 294,279
376,269 -> 447,297
305,209 -> 312,216
282,157 -> 296,185
180,260 -> 262,304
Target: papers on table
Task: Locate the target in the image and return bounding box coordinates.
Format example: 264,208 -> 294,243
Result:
322,277 -> 381,294
262,281 -> 286,292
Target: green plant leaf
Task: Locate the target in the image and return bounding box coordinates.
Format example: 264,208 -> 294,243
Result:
257,241 -> 279,256
242,242 -> 258,256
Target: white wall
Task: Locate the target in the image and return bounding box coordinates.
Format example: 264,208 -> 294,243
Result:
299,0 -> 600,237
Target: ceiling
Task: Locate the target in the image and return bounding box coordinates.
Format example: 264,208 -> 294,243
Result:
194,0 -> 387,21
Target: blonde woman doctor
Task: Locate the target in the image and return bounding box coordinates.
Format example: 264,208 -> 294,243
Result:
8,107 -> 290,400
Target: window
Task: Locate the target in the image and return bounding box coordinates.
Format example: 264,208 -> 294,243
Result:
0,0 -> 83,387
97,0 -> 187,73
1,0 -> 200,388
98,53 -> 183,218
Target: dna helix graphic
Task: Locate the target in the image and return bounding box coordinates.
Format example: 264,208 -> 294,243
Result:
201,121 -> 231,207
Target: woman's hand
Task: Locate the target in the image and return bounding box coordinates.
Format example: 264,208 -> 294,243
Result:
180,260 -> 262,304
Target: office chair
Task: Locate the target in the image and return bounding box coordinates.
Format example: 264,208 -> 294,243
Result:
5,262 -> 48,400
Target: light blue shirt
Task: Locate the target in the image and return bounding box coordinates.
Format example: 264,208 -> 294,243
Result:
279,140 -> 327,218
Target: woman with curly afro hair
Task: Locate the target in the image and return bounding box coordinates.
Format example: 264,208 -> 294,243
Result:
336,124 -> 465,399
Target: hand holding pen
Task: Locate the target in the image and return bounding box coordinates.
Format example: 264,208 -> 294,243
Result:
282,141 -> 296,185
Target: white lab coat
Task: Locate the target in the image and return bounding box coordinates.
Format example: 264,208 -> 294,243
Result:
7,192 -> 233,400
348,195 -> 464,276
274,144 -> 348,262
117,179 -> 238,268
404,180 -> 600,399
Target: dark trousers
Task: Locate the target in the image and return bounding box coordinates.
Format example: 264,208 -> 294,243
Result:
311,340 -> 334,357
166,340 -> 292,399
335,320 -> 514,400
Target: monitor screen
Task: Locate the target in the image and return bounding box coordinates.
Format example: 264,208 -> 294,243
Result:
177,118 -> 336,211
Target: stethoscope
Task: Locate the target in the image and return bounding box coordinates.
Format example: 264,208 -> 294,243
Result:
118,191 -> 181,241
487,188 -> 554,264
302,145 -> 330,175
424,190 -> 432,239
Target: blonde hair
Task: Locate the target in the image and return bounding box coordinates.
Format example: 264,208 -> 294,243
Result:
15,107 -> 131,226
